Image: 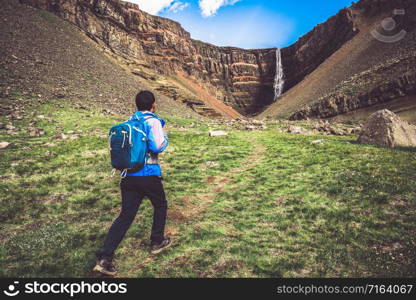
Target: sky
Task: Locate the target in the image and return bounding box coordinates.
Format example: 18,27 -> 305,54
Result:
128,0 -> 354,49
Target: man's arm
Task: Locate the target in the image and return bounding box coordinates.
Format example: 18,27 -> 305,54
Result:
147,118 -> 168,153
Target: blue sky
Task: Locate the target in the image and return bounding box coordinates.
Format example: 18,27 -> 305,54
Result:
129,0 -> 354,49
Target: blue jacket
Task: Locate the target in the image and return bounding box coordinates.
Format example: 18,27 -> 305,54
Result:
126,111 -> 168,177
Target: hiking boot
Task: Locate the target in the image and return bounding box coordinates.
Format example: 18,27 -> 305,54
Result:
150,237 -> 172,255
93,256 -> 117,276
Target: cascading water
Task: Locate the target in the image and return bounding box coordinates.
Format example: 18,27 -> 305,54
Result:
273,48 -> 284,101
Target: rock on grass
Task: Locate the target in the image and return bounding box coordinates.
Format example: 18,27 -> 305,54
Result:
358,109 -> 416,148
0,142 -> 12,149
209,131 -> 228,137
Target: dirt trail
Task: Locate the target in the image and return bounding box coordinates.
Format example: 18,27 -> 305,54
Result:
116,134 -> 266,277
167,134 -> 266,232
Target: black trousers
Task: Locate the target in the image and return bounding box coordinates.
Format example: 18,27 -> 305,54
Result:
97,176 -> 168,258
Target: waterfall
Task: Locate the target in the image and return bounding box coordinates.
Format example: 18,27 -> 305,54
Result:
273,48 -> 284,101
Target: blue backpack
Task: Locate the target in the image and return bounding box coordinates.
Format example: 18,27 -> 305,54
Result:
108,114 -> 153,177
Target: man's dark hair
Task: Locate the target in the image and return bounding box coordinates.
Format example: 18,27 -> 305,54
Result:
135,91 -> 156,111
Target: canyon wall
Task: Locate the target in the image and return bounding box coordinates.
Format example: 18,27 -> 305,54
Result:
18,0 -> 363,116
288,0 -> 416,120
20,0 -> 413,118
279,0 -> 416,94
280,9 -> 358,91
19,0 -> 277,115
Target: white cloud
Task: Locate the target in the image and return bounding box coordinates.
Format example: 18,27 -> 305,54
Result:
128,0 -> 189,15
198,0 -> 241,17
169,1 -> 190,13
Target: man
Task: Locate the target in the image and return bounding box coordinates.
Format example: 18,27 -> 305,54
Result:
94,91 -> 171,276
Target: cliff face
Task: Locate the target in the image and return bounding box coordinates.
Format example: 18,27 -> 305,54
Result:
19,0 -> 415,120
0,0 -> 205,120
19,0 -> 277,115
261,0 -> 416,122
281,9 -> 358,92
289,54 -> 416,120
287,0 -> 416,121
279,0 -> 416,98
17,0 -> 359,116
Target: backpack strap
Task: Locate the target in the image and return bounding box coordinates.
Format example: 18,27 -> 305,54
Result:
143,112 -> 157,120
144,113 -> 165,127
132,112 -> 165,127
133,112 -> 156,123
120,169 -> 128,178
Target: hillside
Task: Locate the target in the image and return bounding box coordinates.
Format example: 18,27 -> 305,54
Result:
260,0 -> 416,123
1,98 -> 415,278
0,0 -> 200,119
17,0 -> 262,117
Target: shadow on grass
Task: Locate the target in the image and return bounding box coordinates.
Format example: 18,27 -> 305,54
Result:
349,140 -> 416,153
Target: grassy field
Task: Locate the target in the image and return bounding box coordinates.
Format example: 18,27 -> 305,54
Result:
0,98 -> 415,278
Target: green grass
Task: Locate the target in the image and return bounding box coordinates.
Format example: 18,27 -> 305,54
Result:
0,98 -> 415,278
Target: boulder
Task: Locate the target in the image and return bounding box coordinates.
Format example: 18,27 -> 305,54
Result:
314,121 -> 348,136
7,131 -> 19,137
28,127 -> 45,137
328,126 -> 346,136
55,93 -> 66,99
209,131 -> 228,137
0,142 -> 11,149
205,161 -> 220,167
44,142 -> 57,147
101,109 -> 114,116
251,120 -> 265,125
69,134 -> 81,140
311,139 -> 324,145
351,126 -> 362,135
358,109 -> 416,148
5,124 -> 16,130
287,125 -> 310,135
52,133 -> 68,140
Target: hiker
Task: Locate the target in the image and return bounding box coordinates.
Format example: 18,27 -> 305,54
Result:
94,91 -> 171,276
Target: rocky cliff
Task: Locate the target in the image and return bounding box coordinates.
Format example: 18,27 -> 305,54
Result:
19,0 -> 416,120
280,9 -> 358,92
19,0 -> 277,115
290,54 -> 416,121
262,0 -> 416,122
16,0 -> 362,116
0,0 -> 203,119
